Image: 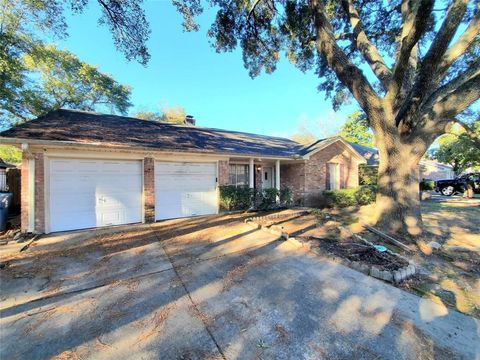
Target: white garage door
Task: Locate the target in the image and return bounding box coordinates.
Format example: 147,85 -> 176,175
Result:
49,158 -> 143,232
155,162 -> 217,220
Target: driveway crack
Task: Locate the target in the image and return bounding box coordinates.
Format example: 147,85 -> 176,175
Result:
151,226 -> 227,360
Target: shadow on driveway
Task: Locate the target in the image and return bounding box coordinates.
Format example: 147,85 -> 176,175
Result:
0,214 -> 478,359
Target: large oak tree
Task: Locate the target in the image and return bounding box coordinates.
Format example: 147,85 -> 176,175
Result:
6,0 -> 479,238
173,0 -> 480,238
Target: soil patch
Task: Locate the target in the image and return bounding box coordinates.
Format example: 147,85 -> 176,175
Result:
313,237 -> 408,271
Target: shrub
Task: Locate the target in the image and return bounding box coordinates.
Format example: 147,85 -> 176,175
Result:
355,185 -> 377,205
219,185 -> 254,211
280,188 -> 293,207
322,185 -> 377,208
322,188 -> 357,207
359,164 -> 378,185
420,179 -> 435,191
259,188 -> 280,210
219,186 -> 293,211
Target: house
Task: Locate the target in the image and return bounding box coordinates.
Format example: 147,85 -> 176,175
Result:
348,142 -> 454,181
419,159 -> 455,180
0,158 -> 15,192
0,109 -> 366,234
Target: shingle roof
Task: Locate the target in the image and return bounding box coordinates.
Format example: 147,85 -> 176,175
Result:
347,142 -> 379,166
0,109 -> 307,158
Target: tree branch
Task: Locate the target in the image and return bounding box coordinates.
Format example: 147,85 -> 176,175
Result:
340,0 -> 392,90
395,0 -> 469,127
386,0 -> 434,103
424,73 -> 480,136
422,58 -> 480,113
310,0 -> 381,124
437,8 -> 480,78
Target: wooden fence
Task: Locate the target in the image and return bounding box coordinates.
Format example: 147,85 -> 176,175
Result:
6,168 -> 20,215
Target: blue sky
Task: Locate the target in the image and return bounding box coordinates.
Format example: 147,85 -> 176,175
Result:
54,0 -> 358,138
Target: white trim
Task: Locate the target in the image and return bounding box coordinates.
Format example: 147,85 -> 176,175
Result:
249,158 -> 255,189
302,137 -> 367,163
36,147 -> 228,162
275,160 -> 280,191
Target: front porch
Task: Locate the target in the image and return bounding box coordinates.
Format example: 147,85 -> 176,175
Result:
227,158 -> 283,191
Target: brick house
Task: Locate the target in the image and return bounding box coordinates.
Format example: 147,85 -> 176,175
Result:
0,109 -> 365,234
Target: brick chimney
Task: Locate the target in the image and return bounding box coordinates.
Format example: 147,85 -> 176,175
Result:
185,115 -> 196,126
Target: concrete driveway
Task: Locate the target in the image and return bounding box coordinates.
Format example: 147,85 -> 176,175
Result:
0,214 -> 478,359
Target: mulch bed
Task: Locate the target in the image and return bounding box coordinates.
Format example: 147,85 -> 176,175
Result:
312,237 -> 409,271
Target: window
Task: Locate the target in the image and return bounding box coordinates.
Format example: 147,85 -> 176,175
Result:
229,164 -> 250,186
328,163 -> 340,190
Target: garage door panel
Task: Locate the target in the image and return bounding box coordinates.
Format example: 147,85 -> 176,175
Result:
49,158 -> 142,232
155,162 -> 217,221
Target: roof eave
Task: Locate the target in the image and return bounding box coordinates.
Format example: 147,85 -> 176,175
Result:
301,136 -> 367,163
0,137 -> 299,161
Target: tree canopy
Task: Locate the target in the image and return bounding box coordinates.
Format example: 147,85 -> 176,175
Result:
433,121 -> 480,175
0,0 -> 135,127
2,0 -> 479,236
133,106 -> 190,124
337,111 -> 373,147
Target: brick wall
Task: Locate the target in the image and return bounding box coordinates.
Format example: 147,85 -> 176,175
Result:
143,157 -> 155,223
218,160 -> 229,185
20,155 -> 30,232
34,152 -> 45,233
280,163 -> 305,205
281,142 -> 362,206
304,142 -> 360,205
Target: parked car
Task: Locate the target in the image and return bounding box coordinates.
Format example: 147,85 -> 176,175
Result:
435,173 -> 480,196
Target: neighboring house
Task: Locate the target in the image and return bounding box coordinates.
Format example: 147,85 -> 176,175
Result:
0,158 -> 15,192
0,109 -> 365,234
419,159 -> 455,181
348,142 -> 454,181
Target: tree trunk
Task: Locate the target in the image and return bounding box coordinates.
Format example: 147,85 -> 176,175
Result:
373,141 -> 425,240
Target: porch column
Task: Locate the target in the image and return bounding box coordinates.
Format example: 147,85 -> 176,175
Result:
249,158 -> 255,188
275,160 -> 281,203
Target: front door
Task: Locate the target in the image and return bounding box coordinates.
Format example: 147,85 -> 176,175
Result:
262,167 -> 273,189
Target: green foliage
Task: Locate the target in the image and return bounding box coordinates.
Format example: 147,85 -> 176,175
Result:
219,186 -> 292,211
0,1 -> 136,127
420,179 -> 435,191
280,188 -> 293,207
323,188 -> 358,208
337,112 -> 373,147
259,188 -> 280,210
133,106 -> 189,124
219,186 -> 254,211
432,122 -> 480,175
354,185 -> 377,205
0,145 -> 22,164
358,165 -> 378,185
323,186 -> 377,208
23,45 -> 132,117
